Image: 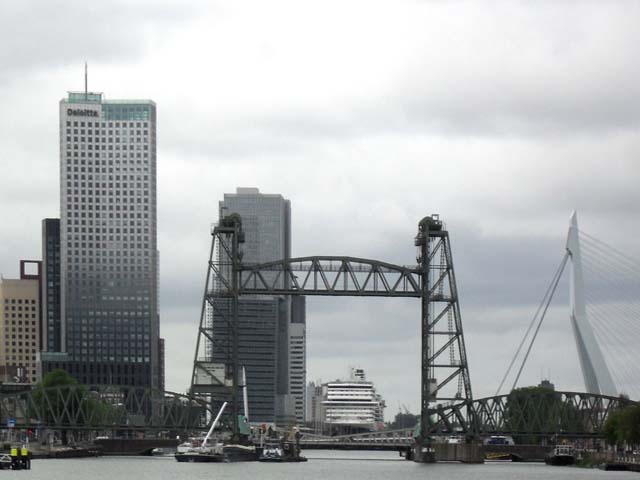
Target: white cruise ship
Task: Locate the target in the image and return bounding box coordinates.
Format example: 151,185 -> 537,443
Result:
321,368 -> 385,432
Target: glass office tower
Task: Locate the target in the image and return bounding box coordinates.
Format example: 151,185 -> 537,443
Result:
43,91 -> 160,388
212,188 -> 306,424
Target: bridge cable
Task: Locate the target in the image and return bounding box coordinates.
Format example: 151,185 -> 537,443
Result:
579,229 -> 640,272
578,229 -> 640,398
495,252 -> 569,396
511,252 -> 569,392
585,305 -> 640,396
584,295 -> 640,394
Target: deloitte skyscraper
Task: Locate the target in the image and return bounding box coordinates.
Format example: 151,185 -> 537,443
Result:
41,90 -> 161,389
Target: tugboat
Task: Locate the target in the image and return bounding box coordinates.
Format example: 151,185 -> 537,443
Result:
259,429 -> 307,463
545,445 -> 576,466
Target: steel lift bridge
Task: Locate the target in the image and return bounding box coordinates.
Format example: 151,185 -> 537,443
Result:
189,214 -> 473,463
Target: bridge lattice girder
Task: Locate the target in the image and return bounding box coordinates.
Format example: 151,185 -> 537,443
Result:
236,256 -> 424,297
0,385 -> 211,431
431,390 -> 635,438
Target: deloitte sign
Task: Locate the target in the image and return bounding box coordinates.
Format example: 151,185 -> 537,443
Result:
67,108 -> 99,117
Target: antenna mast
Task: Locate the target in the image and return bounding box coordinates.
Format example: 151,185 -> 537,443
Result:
84,62 -> 88,100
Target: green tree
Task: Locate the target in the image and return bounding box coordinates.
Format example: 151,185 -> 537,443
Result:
504,385 -> 582,444
31,369 -> 83,444
605,404 -> 640,448
604,409 -> 623,446
31,370 -> 126,443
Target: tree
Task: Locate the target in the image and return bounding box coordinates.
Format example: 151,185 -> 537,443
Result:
604,409 -> 623,446
31,370 -> 125,443
31,369 -> 83,444
605,404 -> 640,448
504,385 -> 582,444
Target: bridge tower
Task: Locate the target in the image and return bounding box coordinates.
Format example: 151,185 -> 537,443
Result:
189,214 -> 244,439
414,215 -> 475,462
566,211 -> 617,396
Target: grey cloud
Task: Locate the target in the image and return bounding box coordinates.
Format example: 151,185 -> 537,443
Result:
0,1 -> 203,83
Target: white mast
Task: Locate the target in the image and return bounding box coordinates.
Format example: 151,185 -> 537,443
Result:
242,366 -> 249,422
202,401 -> 227,448
566,211 -> 617,396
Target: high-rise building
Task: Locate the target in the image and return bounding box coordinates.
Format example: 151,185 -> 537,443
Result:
0,261 -> 42,384
305,380 -> 325,433
41,90 -> 160,388
41,219 -> 61,352
289,298 -> 306,423
212,188 -> 306,425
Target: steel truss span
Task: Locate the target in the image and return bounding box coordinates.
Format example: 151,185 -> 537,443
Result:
0,385 -> 211,431
432,391 -> 635,437
239,256 -> 422,297
189,213 -> 474,458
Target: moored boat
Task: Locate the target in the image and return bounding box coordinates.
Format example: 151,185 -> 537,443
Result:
545,445 -> 575,466
175,401 -> 228,463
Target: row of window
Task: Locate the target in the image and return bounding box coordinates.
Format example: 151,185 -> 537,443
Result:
66,128 -> 148,136
65,121 -> 149,128
69,172 -> 150,180
3,305 -> 37,311
67,193 -> 149,201
66,136 -> 149,145
3,313 -> 37,320
66,226 -> 149,234
66,152 -> 150,159
66,160 -> 151,170
3,319 -> 37,325
65,254 -> 149,260
66,143 -> 149,151
66,212 -> 151,221
2,299 -> 36,304
4,347 -> 37,354
67,205 -> 150,213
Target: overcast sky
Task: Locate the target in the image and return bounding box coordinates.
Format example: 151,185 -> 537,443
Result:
1,0 -> 639,416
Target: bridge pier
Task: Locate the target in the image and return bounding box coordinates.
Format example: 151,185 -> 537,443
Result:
412,443 -> 484,463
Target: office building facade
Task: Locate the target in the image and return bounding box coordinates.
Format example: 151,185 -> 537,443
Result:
0,261 -> 42,384
289,297 -> 306,423
42,91 -> 160,387
41,219 -> 61,352
210,188 -> 306,424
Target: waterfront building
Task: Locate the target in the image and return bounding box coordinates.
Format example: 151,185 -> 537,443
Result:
305,380 -> 325,433
209,188 -> 306,424
40,90 -> 161,388
0,261 -> 42,384
321,368 -> 386,433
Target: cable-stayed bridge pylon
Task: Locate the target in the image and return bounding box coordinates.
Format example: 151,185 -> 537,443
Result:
498,211 -> 640,400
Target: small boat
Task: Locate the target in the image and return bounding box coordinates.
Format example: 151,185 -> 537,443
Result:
175,401 -> 228,463
545,445 -> 575,466
175,446 -> 225,463
223,443 -> 260,462
259,439 -> 307,463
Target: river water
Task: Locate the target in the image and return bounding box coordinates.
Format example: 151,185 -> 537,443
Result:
18,450 -> 637,479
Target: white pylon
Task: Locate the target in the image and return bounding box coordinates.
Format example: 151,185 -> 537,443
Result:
566,211 -> 617,397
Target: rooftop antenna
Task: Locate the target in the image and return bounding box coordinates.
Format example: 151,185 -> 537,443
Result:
84,62 -> 88,100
